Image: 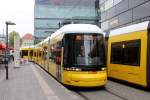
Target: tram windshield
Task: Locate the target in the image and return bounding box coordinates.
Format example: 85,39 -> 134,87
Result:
63,33 -> 105,69
20,50 -> 28,58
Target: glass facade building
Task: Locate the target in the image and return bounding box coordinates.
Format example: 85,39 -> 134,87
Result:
34,0 -> 98,44
34,0 -> 150,43
99,0 -> 150,34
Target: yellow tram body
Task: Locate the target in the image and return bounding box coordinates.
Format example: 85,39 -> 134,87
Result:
41,38 -> 49,71
62,71 -> 107,87
24,24 -> 107,87
20,46 -> 30,61
44,24 -> 107,87
107,21 -> 150,87
37,47 -> 42,66
28,46 -> 35,62
32,46 -> 38,62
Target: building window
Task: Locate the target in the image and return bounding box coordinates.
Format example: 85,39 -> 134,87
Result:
100,0 -> 123,12
101,21 -> 109,30
111,39 -> 141,66
101,4 -> 105,13
105,0 -> 113,11
114,0 -> 123,5
109,17 -> 119,28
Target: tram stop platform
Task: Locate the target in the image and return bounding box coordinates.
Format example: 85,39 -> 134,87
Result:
0,62 -> 84,100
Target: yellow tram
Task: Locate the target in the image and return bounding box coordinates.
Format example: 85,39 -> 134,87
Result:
41,37 -> 50,71
107,21 -> 150,87
20,46 -> 34,61
34,24 -> 107,87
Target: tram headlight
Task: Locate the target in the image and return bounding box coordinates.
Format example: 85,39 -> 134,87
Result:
64,67 -> 81,71
101,67 -> 106,71
64,68 -> 71,71
74,68 -> 81,71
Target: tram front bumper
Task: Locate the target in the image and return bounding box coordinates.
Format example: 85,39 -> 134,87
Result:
62,71 -> 107,87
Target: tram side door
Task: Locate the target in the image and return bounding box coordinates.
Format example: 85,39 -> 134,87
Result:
55,43 -> 62,81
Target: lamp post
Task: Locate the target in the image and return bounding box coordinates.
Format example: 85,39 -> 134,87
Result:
5,21 -> 16,80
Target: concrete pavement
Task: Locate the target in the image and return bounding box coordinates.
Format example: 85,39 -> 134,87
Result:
0,62 -> 84,100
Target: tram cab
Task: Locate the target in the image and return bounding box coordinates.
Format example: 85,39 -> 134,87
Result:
48,24 -> 107,87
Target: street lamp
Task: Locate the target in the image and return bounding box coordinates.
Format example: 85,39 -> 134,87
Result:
5,21 -> 16,80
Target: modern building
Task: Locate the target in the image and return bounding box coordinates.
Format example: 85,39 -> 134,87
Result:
21,33 -> 34,47
34,0 -> 150,42
34,0 -> 99,44
99,0 -> 150,36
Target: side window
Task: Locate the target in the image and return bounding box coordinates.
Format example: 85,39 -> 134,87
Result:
111,42 -> 122,64
39,51 -> 41,57
42,51 -> 44,59
30,50 -> 33,57
50,42 -> 62,65
34,52 -> 36,57
50,45 -> 55,60
44,51 -> 47,60
111,39 -> 141,66
55,42 -> 61,65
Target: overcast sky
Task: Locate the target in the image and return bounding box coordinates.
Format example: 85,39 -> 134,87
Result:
0,0 -> 34,37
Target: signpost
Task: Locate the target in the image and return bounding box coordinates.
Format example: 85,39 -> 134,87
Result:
5,21 -> 16,80
14,35 -> 20,68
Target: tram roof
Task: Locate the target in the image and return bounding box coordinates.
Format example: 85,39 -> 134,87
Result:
50,24 -> 105,39
37,41 -> 43,46
20,45 -> 36,50
28,45 -> 36,48
37,36 -> 51,46
109,21 -> 149,37
43,36 -> 50,43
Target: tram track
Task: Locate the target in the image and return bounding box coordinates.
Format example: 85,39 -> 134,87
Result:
104,88 -> 127,100
77,92 -> 91,100
74,87 -> 128,100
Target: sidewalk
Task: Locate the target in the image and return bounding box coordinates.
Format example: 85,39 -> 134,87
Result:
0,62 -> 84,100
0,64 -> 6,81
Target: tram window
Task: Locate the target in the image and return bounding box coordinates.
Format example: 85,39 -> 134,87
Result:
111,43 -> 122,64
123,40 -> 141,66
50,45 -> 56,60
39,52 -> 41,57
34,52 -> 36,57
63,33 -> 105,67
42,51 -> 44,59
43,51 -> 47,60
49,45 -> 54,59
30,50 -> 33,56
111,39 -> 141,66
50,42 -> 61,64
21,50 -> 28,56
54,42 -> 61,64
